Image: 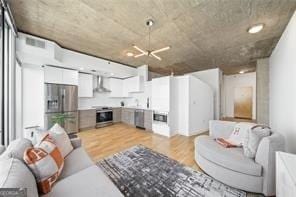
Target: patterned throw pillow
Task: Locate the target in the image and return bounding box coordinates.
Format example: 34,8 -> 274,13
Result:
24,134 -> 64,194
226,122 -> 256,146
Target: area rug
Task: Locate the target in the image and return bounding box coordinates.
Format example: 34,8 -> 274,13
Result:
97,145 -> 246,197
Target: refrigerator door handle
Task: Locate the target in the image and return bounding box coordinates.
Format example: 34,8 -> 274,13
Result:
61,88 -> 66,113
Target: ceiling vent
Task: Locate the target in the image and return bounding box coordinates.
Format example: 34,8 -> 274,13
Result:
25,37 -> 46,49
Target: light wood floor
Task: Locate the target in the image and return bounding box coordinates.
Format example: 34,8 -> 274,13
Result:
77,123 -> 202,171
78,123 -> 261,196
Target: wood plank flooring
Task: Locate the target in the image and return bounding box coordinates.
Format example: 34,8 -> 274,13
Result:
77,123 -> 261,197
77,123 -> 201,171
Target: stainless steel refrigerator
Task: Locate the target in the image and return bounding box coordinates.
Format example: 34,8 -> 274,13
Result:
44,83 -> 78,134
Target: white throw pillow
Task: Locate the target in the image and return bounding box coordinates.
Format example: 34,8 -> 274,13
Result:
226,122 -> 256,146
48,123 -> 73,157
243,125 -> 271,158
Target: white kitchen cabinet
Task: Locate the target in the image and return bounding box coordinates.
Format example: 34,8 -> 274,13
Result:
109,76 -> 143,98
109,78 -> 125,97
151,76 -> 171,111
128,76 -> 144,93
123,77 -> 132,95
78,73 -> 93,97
62,69 -> 78,85
44,66 -> 78,85
44,66 -> 63,84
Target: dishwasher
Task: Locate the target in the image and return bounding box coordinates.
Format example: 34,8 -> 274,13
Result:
135,109 -> 145,129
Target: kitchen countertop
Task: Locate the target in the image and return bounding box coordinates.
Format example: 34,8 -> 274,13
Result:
78,107 -> 96,110
123,106 -> 152,110
78,106 -> 153,111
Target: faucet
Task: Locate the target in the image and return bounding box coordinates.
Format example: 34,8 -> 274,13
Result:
135,99 -> 139,107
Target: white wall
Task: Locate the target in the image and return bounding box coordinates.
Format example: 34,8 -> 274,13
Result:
269,11 -> 296,153
189,76 -> 213,134
62,49 -> 137,78
176,75 -> 213,136
17,33 -> 143,110
190,68 -> 221,120
16,33 -> 137,79
22,64 -> 44,130
222,72 -> 256,119
176,76 -> 189,136
15,61 -> 23,138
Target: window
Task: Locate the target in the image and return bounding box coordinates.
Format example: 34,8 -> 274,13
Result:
0,1 -> 17,146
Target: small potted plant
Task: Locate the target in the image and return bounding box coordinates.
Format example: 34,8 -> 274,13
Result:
51,113 -> 74,128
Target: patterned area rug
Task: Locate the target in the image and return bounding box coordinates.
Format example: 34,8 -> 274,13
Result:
97,145 -> 246,197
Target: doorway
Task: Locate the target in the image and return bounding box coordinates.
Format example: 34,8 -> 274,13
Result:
234,87 -> 253,119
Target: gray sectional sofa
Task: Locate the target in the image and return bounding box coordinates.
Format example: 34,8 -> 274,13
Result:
195,120 -> 285,196
0,138 -> 123,197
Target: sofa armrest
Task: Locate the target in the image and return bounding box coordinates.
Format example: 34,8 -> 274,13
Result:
255,132 -> 285,196
209,120 -> 236,138
70,137 -> 82,149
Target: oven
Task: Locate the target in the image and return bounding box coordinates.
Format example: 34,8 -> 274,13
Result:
153,111 -> 168,124
96,109 -> 113,126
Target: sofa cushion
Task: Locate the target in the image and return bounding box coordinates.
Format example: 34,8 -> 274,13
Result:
0,158 -> 38,197
0,138 -> 32,161
42,165 -> 123,197
195,135 -> 262,176
59,147 -> 93,180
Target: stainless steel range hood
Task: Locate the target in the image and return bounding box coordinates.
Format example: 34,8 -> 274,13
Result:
94,75 -> 111,93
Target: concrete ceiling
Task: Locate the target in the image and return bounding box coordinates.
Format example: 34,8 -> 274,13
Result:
10,0 -> 296,75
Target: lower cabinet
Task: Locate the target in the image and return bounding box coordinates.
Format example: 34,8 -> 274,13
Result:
121,108 -> 135,126
112,108 -> 122,123
79,109 -> 96,130
144,110 -> 153,131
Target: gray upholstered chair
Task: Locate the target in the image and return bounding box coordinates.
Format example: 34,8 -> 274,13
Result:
195,120 -> 285,196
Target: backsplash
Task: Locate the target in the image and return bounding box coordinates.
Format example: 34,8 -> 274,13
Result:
78,81 -> 152,109
78,92 -> 131,108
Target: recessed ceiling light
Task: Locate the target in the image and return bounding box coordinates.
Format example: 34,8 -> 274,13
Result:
248,24 -> 264,34
126,52 -> 134,57
239,70 -> 245,74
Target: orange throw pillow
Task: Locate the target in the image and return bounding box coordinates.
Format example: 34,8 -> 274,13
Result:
24,133 -> 64,194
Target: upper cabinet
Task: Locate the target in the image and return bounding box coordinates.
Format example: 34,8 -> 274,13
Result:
62,69 -> 79,85
44,66 -> 63,84
151,76 -> 172,111
78,73 -> 93,97
44,66 -> 78,85
109,78 -> 126,97
109,76 -> 144,98
126,76 -> 144,93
